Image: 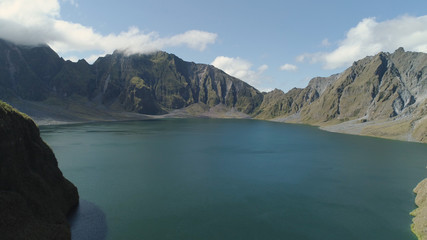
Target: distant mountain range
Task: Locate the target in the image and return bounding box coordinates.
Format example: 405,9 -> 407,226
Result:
0,39 -> 425,143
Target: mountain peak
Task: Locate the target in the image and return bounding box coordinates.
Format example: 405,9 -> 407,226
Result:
394,47 -> 405,54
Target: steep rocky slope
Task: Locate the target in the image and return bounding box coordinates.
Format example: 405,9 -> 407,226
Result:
93,51 -> 263,114
0,101 -> 79,239
304,48 -> 426,142
299,48 -> 425,123
254,74 -> 340,119
0,39 -> 262,118
258,48 -> 426,143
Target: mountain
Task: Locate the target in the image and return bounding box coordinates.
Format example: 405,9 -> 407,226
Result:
0,40 -> 63,100
254,48 -> 427,143
0,101 -> 79,239
254,74 -> 340,119
0,39 -> 262,121
299,48 -> 425,122
0,39 -> 425,142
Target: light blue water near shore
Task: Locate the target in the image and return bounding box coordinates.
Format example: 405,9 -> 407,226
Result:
40,119 -> 427,240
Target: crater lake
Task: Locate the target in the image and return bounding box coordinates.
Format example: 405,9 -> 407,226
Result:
40,119 -> 427,240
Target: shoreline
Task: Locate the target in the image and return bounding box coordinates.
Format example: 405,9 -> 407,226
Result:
35,112 -> 426,145
5,97 -> 424,144
36,111 -> 426,240
412,178 -> 427,240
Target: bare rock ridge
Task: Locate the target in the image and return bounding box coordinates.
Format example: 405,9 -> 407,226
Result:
0,101 -> 79,240
300,48 -> 426,123
257,48 -> 426,143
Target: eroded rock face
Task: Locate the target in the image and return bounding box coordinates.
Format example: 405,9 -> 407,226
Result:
0,39 -> 263,116
0,101 -> 79,240
92,52 -> 263,114
298,49 -> 426,122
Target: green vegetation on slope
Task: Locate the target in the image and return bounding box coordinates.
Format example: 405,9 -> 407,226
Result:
412,179 -> 427,240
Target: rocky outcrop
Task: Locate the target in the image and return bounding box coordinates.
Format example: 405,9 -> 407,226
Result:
0,101 -> 79,240
412,178 -> 427,240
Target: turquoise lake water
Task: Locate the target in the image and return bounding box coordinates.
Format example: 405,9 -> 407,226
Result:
40,119 -> 427,240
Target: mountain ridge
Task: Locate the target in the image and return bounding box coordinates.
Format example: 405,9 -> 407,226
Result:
0,38 -> 425,143
0,39 -> 263,117
256,48 -> 426,143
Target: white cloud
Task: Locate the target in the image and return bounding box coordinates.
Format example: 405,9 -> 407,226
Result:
296,52 -> 324,64
258,64 -> 268,72
321,38 -> 331,47
0,0 -> 217,62
296,55 -> 305,62
62,0 -> 78,7
280,63 -> 298,71
211,56 -> 268,86
298,15 -> 427,69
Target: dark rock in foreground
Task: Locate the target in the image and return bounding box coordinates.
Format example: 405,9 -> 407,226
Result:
0,101 -> 79,240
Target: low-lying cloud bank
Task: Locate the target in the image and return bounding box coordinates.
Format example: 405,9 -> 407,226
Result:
0,0 -> 217,62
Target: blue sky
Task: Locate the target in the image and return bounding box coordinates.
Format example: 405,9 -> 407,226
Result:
1,0 -> 427,92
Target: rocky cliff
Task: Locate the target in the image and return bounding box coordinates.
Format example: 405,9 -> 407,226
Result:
0,101 -> 79,239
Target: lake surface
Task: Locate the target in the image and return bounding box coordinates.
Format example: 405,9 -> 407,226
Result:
40,119 -> 427,240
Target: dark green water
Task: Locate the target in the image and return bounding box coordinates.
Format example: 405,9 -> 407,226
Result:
40,119 -> 427,240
